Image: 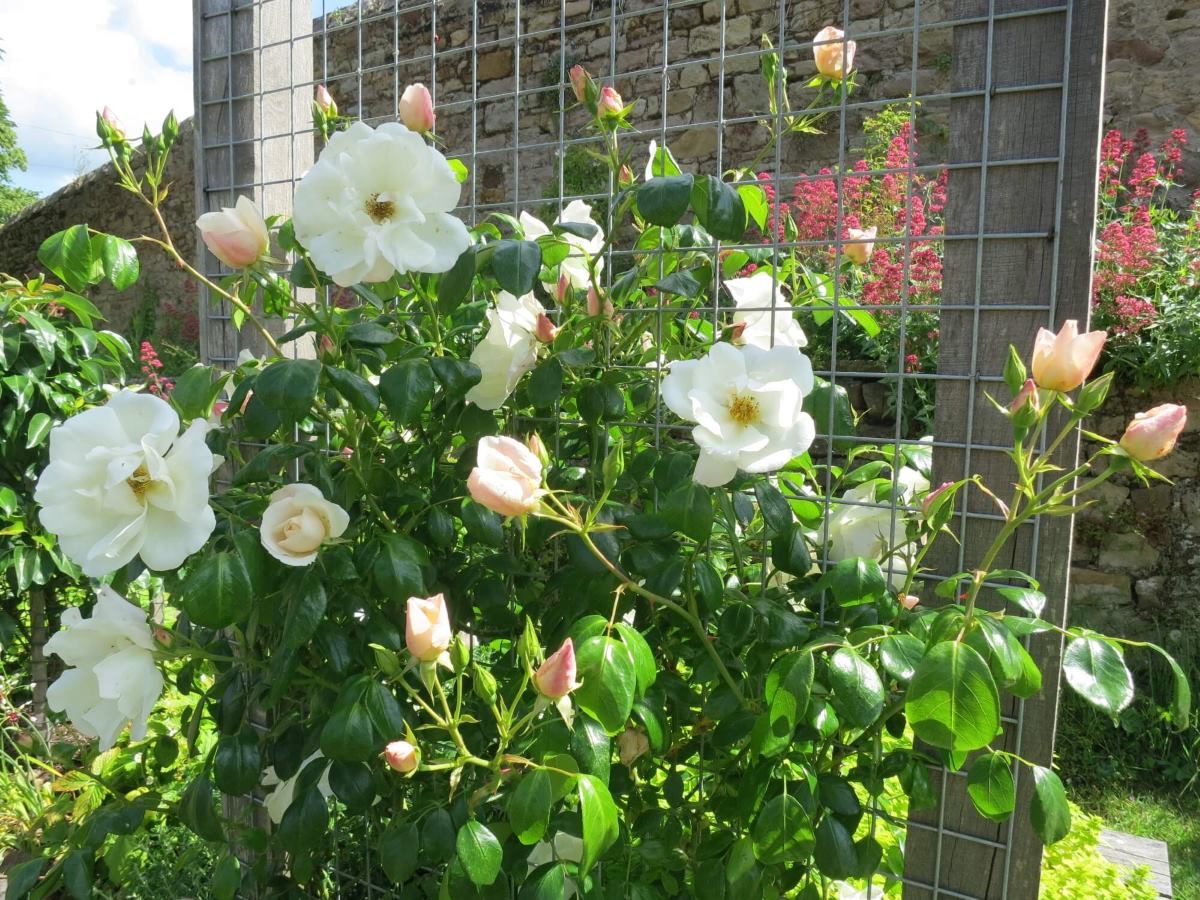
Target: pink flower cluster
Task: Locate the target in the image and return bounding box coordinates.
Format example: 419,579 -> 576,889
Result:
140,340 -> 174,396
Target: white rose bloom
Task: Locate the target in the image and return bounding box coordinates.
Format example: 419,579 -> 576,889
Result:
292,121 -> 471,287
527,831 -> 585,897
260,483 -> 350,567
34,390 -> 217,577
662,342 -> 816,487
826,482 -> 911,588
44,586 -> 163,750
520,199 -> 605,290
465,291 -> 546,410
726,273 -> 808,351
261,751 -> 334,824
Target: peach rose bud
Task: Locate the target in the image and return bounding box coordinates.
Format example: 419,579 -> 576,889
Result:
534,638 -> 580,700
535,313 -> 558,344
618,728 -> 650,766
556,273 -> 571,304
384,739 -> 418,773
1119,404 -> 1187,461
920,481 -> 954,519
406,594 -> 453,662
598,85 -> 624,117
1009,378 -> 1040,414
100,106 -> 124,140
898,593 -> 921,611
587,287 -> 614,318
843,226 -> 876,265
399,82 -> 436,133
1030,319 -> 1106,392
569,65 -> 590,103
813,26 -> 857,80
526,432 -> 550,467
196,196 -> 269,269
467,435 -> 544,517
314,84 -> 337,116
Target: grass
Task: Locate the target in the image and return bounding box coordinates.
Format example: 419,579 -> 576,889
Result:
1070,785 -> 1200,900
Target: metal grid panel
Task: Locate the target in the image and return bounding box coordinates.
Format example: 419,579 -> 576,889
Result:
191,0 -> 1105,896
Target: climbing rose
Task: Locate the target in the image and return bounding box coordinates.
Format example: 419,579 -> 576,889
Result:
399,82 -> 435,133
468,436 -> 544,517
725,273 -> 808,351
813,26 -> 856,80
1120,404 -> 1187,461
1030,319 -> 1106,392
45,587 -> 163,751
598,85 -> 624,116
661,342 -> 815,487
384,740 -> 419,773
34,390 -> 216,577
292,121 -> 470,286
196,195 -> 269,268
259,483 -> 349,567
465,291 -> 548,410
534,639 -> 580,700
844,226 -> 876,265
406,594 -> 453,662
520,201 -> 605,290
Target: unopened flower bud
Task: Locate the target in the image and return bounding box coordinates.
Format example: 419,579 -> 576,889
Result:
843,226 -> 876,265
898,593 -> 921,611
534,639 -> 580,700
920,481 -> 954,519
1009,378 -> 1040,414
406,593 -> 452,662
526,432 -> 550,467
813,26 -> 856,80
384,739 -> 419,773
598,85 -> 624,117
557,273 -> 570,304
399,83 -> 436,133
535,313 -> 558,343
1119,404 -> 1187,461
586,287 -> 613,318
569,65 -> 591,103
196,196 -> 270,269
618,165 -> 634,187
315,84 -> 337,117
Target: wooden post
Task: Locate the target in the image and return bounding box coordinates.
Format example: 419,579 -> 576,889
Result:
903,0 -> 1107,896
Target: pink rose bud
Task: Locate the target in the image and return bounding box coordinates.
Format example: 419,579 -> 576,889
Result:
921,481 -> 954,519
101,106 -> 124,139
467,435 -> 544,517
898,593 -> 921,611
556,273 -> 570,304
598,85 -> 624,117
569,65 -> 590,103
813,26 -> 856,80
1009,378 -> 1040,414
526,432 -> 550,467
1119,403 -> 1187,461
535,313 -> 558,343
384,739 -> 419,773
843,226 -> 876,265
1030,319 -> 1106,392
586,287 -> 614,318
617,728 -> 650,766
196,196 -> 269,269
534,638 -> 580,700
314,84 -> 337,116
399,82 -> 436,133
406,593 -> 453,662
618,165 -> 634,187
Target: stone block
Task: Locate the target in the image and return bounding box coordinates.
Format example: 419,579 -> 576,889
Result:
1099,531 -> 1161,574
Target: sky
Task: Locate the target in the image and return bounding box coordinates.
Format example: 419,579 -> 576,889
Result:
0,0 -> 194,198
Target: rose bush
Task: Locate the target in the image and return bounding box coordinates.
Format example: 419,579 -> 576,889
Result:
4,37 -> 1192,900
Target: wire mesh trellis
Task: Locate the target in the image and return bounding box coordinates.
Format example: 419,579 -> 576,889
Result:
192,0 -> 1105,896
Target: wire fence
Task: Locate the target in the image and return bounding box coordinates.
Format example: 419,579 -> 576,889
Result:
192,0 -> 1105,895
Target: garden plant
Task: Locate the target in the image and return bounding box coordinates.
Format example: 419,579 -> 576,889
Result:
0,30 -> 1192,900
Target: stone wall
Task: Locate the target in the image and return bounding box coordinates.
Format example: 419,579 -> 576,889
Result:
0,120 -> 197,338
1070,378 -> 1200,644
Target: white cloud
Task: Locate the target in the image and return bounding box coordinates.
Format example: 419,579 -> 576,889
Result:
0,0 -> 193,197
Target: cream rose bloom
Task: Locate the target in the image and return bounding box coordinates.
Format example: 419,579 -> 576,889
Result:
45,586 -> 164,750
725,273 -> 808,351
262,751 -> 333,824
661,342 -> 816,487
292,121 -> 471,287
34,390 -> 216,577
465,291 -> 547,410
260,483 -> 349,566
826,482 -> 911,588
520,200 -> 605,290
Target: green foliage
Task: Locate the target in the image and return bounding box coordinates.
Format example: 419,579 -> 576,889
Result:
1038,802 -> 1157,899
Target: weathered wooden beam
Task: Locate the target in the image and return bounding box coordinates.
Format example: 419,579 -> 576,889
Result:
903,0 -> 1108,896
